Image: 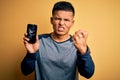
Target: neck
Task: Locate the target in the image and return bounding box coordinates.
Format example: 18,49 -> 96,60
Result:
51,32 -> 70,42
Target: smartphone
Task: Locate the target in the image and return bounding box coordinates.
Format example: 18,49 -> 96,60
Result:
26,24 -> 37,44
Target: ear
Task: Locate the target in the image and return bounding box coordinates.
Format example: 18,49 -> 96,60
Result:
50,17 -> 53,24
72,19 -> 75,24
71,19 -> 75,26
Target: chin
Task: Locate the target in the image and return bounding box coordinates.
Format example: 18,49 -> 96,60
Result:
56,32 -> 68,36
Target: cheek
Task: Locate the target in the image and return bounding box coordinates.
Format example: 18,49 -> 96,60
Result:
66,23 -> 73,30
52,21 -> 58,26
52,23 -> 58,30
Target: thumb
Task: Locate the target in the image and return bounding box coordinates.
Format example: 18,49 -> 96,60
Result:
36,35 -> 39,43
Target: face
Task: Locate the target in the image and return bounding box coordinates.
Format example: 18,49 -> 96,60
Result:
51,10 -> 74,36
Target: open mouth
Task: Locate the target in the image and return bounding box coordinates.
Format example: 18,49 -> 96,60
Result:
58,27 -> 64,32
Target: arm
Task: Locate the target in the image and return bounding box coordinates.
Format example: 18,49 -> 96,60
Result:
72,30 -> 95,78
77,47 -> 95,78
21,52 -> 38,75
21,34 -> 39,75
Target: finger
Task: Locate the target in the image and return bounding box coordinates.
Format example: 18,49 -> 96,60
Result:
23,37 -> 30,41
24,33 -> 28,37
23,33 -> 29,41
75,31 -> 83,39
78,30 -> 88,38
72,34 -> 80,43
81,31 -> 88,39
23,40 -> 28,45
77,32 -> 83,38
72,35 -> 76,44
36,35 -> 38,41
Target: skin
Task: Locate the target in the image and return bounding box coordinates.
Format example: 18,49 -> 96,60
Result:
50,10 -> 74,42
23,10 -> 88,55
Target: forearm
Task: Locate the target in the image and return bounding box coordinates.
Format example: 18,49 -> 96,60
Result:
21,52 -> 38,75
77,47 -> 95,78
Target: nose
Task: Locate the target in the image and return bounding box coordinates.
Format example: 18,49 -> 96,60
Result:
59,20 -> 64,26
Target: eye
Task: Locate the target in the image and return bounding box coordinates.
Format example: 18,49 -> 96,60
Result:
64,19 -> 70,22
54,17 -> 61,20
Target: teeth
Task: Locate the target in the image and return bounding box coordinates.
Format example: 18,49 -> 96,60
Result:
58,27 -> 64,31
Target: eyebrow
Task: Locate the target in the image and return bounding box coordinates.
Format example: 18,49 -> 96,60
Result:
53,16 -> 72,21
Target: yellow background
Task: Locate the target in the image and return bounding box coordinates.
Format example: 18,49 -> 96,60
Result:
0,0 -> 120,80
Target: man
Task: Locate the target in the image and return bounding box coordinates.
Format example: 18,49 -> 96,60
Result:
21,1 -> 95,80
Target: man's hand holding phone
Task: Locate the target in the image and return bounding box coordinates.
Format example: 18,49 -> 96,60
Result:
23,24 -> 39,54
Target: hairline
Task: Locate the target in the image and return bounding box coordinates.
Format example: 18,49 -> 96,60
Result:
52,10 -> 75,17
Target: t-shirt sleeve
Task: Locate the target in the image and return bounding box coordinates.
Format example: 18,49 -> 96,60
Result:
21,51 -> 39,75
77,46 -> 95,79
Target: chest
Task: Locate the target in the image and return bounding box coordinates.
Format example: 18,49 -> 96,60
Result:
39,40 -> 77,68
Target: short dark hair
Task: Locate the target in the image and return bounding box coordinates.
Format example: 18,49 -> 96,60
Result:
52,1 -> 75,16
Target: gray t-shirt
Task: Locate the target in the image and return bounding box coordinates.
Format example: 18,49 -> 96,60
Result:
21,34 -> 94,80
35,34 -> 77,80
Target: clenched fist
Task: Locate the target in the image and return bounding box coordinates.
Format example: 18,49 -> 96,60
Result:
72,29 -> 88,54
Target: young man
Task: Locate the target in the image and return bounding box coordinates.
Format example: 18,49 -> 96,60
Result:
21,1 -> 95,80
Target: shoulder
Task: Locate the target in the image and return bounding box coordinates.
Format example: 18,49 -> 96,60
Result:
38,33 -> 50,39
